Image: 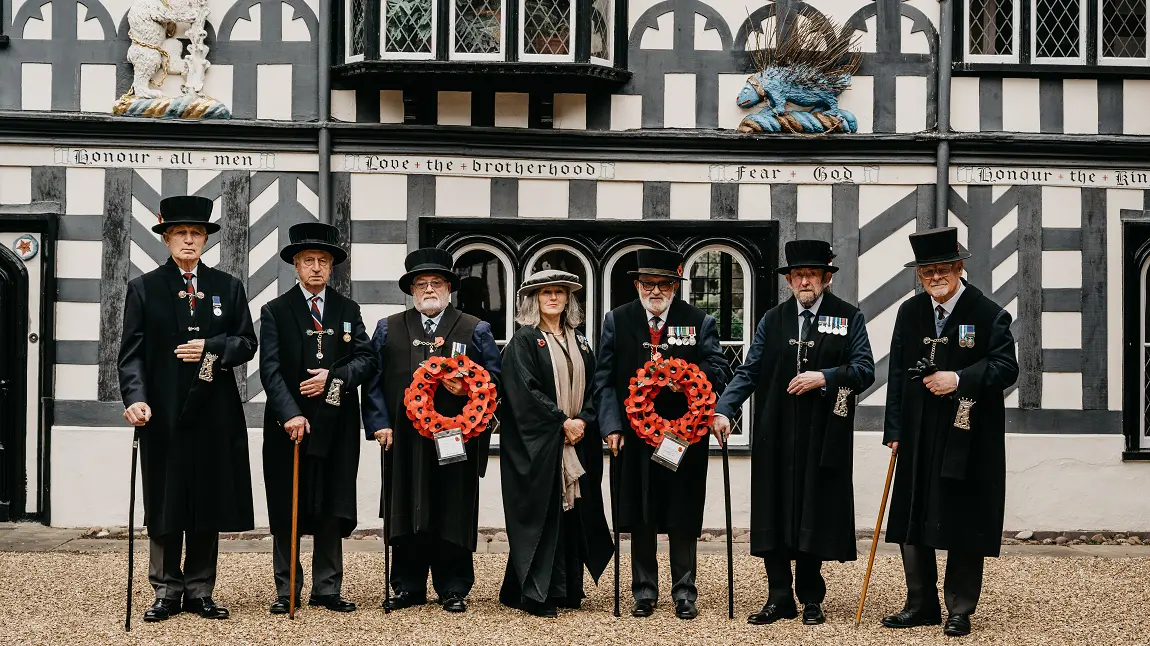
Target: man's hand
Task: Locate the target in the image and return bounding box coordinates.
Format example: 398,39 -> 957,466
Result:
300,368 -> 329,398
442,377 -> 466,396
606,432 -> 624,456
886,441 -> 899,454
923,371 -> 958,396
711,414 -> 731,444
124,402 -> 152,426
787,370 -> 826,396
563,418 -> 586,445
374,428 -> 393,450
284,416 -> 310,443
174,338 -> 205,363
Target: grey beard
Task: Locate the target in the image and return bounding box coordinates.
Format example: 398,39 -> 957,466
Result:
415,298 -> 445,317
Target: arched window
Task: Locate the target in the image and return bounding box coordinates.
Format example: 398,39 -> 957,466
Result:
525,244 -> 595,343
1140,255 -> 1150,451
603,243 -> 652,314
685,244 -> 754,447
451,242 -> 514,345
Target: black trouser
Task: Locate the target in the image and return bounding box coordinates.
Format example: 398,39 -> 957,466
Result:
763,550 -> 825,606
391,533 -> 474,600
148,530 -> 218,601
631,525 -> 697,603
900,544 -> 984,616
272,515 -> 343,599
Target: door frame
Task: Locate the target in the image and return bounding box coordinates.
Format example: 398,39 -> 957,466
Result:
0,211 -> 59,522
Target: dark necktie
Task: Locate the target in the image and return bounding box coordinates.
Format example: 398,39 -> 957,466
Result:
425,318 -> 435,338
649,316 -> 662,345
801,310 -> 814,340
936,304 -> 946,336
310,296 -> 323,331
183,273 -> 196,315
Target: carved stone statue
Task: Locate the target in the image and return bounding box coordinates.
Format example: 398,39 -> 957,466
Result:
114,0 -> 230,119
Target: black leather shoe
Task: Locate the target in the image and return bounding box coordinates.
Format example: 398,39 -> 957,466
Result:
522,599 -> 558,618
944,614 -> 972,636
442,595 -> 467,613
269,596 -> 290,615
383,591 -> 426,611
881,608 -> 943,628
143,598 -> 181,622
674,599 -> 698,620
802,602 -> 825,625
309,594 -> 356,612
183,597 -> 230,619
748,601 -> 798,625
632,599 -> 656,617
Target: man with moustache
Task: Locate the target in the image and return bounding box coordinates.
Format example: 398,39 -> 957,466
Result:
880,227 -> 1018,638
592,248 -> 729,620
118,196 -> 258,622
259,222 -> 376,614
362,248 -> 502,613
712,240 -> 874,627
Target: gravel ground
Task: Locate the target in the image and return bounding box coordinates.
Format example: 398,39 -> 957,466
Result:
0,551 -> 1147,646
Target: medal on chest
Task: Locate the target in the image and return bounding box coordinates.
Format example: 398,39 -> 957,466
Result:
817,315 -> 848,336
666,326 -> 697,346
343,321 -> 352,342
451,342 -> 467,357
958,324 -> 975,348
212,295 -> 222,317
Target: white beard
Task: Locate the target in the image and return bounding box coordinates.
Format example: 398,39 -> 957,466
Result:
639,292 -> 671,316
415,295 -> 445,317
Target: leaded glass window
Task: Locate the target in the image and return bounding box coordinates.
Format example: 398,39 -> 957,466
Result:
967,0 -> 1018,61
348,0 -> 367,59
454,0 -> 503,56
522,0 -> 571,56
1033,0 -> 1085,61
384,0 -> 435,55
1101,0 -> 1148,60
590,0 -> 611,60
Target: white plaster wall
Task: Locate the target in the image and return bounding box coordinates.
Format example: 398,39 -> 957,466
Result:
49,429 -> 1150,533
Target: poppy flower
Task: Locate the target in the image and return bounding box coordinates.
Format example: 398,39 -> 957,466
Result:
652,367 -> 671,388
538,338 -> 547,347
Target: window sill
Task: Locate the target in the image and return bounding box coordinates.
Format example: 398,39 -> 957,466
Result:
952,61 -> 1150,79
332,60 -> 631,93
1121,450 -> 1150,461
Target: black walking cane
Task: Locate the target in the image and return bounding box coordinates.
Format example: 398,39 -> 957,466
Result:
382,439 -> 391,614
720,432 -> 734,619
125,428 -> 141,632
610,448 -> 620,618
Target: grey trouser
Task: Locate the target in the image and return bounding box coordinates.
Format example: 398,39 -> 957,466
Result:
149,530 -> 219,601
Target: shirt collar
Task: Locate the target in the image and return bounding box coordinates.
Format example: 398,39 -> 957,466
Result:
798,294 -> 824,317
299,282 -> 326,304
931,281 -> 966,315
421,309 -> 446,328
175,262 -> 199,278
644,301 -> 671,325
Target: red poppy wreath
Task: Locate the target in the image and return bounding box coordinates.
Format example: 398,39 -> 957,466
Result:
403,355 -> 498,442
624,356 -> 717,448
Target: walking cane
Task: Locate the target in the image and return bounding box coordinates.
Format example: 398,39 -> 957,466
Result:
610,449 -> 620,618
382,440 -> 391,614
289,440 -> 301,619
125,428 -> 141,632
855,449 -> 897,627
720,433 -> 734,620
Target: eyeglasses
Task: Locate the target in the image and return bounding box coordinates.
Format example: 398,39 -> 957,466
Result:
916,264 -> 957,278
413,279 -> 446,291
299,256 -> 330,268
638,280 -> 676,293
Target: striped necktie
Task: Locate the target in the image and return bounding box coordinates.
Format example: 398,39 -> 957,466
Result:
183,273 -> 196,315
310,296 -> 323,331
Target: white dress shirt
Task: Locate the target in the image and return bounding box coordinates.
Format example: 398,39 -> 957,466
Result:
421,309 -> 446,334
931,281 -> 966,328
177,263 -> 199,292
797,294 -> 824,337
300,283 -> 327,317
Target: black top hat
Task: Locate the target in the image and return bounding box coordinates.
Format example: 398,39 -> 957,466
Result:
776,239 -> 839,275
279,222 -> 348,265
905,227 -> 972,268
399,248 -> 459,293
628,248 -> 686,281
151,196 -> 220,234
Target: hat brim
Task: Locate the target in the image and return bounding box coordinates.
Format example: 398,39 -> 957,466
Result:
399,267 -> 460,294
280,242 -> 348,265
152,220 -> 221,235
517,280 -> 583,298
903,250 -> 972,268
627,269 -> 685,281
776,264 -> 840,275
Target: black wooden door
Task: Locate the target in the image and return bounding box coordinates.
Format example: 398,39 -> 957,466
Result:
0,245 -> 29,521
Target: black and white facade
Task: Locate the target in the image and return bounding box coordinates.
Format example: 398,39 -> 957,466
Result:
0,0 -> 1147,533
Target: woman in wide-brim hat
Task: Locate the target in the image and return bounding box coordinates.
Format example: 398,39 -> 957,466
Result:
498,270 -> 613,618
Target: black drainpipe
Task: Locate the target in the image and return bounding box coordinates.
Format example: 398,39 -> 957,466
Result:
318,1 -> 332,224
935,0 -> 953,228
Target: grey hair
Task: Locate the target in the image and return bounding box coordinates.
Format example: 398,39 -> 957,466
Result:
515,287 -> 584,329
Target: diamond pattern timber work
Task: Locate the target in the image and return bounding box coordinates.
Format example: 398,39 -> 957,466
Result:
1034,0 -> 1082,59
523,0 -> 571,55
1102,0 -> 1148,58
968,0 -> 1015,56
454,0 -> 502,54
385,0 -> 435,53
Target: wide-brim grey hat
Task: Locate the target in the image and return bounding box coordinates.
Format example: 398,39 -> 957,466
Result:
517,269 -> 583,298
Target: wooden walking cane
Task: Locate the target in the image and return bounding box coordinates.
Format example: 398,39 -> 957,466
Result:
125,428 -> 141,632
289,440 -> 301,619
720,434 -> 734,620
855,449 -> 897,627
610,450 -> 620,618
382,439 -> 391,614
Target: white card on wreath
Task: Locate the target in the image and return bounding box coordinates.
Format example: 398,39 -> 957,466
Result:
652,433 -> 688,471
434,428 -> 467,464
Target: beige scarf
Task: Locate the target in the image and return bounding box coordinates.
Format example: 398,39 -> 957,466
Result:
543,326 -> 586,511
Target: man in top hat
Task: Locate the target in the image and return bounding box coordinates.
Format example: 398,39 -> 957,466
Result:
713,240 -> 874,627
259,222 -> 376,614
361,248 -> 502,613
592,248 -> 729,620
118,196 -> 258,622
880,227 -> 1018,637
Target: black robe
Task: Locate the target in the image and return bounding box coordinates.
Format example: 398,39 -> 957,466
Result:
718,293 -> 874,561
883,281 -> 1019,557
592,298 -> 729,535
117,257 -> 257,536
498,325 -> 614,605
259,287 -> 376,537
364,306 -> 501,550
